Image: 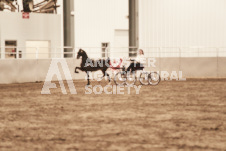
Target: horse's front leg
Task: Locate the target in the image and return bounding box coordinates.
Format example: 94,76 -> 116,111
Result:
75,67 -> 82,73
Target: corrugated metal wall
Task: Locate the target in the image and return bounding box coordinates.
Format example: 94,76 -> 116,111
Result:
138,0 -> 226,57
74,0 -> 128,57
75,0 -> 115,47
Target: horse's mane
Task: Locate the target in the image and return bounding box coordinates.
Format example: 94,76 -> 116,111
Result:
82,51 -> 88,59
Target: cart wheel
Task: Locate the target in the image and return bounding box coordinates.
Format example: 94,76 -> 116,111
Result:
126,72 -> 136,86
149,72 -> 161,86
114,71 -> 126,85
140,72 -> 149,85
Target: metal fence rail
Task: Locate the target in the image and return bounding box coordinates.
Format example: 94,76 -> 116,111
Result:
0,46 -> 226,59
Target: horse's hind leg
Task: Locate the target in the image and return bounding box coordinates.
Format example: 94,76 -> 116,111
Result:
106,73 -> 111,82
86,71 -> 90,85
102,70 -> 111,82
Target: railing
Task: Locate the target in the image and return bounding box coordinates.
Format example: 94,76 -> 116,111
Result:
0,46 -> 226,59
0,46 -> 72,59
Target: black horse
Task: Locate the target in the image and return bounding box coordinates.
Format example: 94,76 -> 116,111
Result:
75,49 -> 111,85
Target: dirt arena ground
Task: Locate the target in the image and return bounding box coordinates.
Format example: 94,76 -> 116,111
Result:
0,79 -> 226,151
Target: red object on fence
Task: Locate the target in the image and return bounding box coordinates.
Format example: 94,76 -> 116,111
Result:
22,13 -> 30,19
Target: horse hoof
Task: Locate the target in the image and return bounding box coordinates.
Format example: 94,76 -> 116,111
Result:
75,71 -> 79,73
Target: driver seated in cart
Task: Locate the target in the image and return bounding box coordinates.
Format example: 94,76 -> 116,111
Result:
127,49 -> 146,73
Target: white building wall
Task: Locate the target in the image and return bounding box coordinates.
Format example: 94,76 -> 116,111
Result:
74,0 -> 128,58
14,0 -> 64,50
138,0 -> 226,57
2,0 -> 128,58
0,12 -> 62,59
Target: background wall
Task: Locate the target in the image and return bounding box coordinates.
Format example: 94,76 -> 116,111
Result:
138,0 -> 226,56
74,0 -> 129,58
0,57 -> 225,84
0,12 -> 62,59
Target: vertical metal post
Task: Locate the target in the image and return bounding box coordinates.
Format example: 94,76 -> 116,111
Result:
63,0 -> 74,58
129,0 -> 139,57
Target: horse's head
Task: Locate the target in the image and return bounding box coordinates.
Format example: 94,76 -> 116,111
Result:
77,49 -> 85,59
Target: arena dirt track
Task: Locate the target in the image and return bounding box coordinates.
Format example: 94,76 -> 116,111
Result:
0,79 -> 226,151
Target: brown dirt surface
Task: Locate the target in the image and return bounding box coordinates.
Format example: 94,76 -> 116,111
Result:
0,79 -> 226,151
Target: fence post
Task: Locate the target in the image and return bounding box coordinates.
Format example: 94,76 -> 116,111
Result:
2,47 -> 5,59
0,47 -> 1,59
16,46 -> 19,59
36,47 -> 39,59
55,47 -> 58,58
61,47 -> 64,59
148,48 -> 150,58
159,47 -> 162,72
179,47 -> 181,72
73,48 -> 76,58
217,48 -> 219,78
198,48 -> 200,57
